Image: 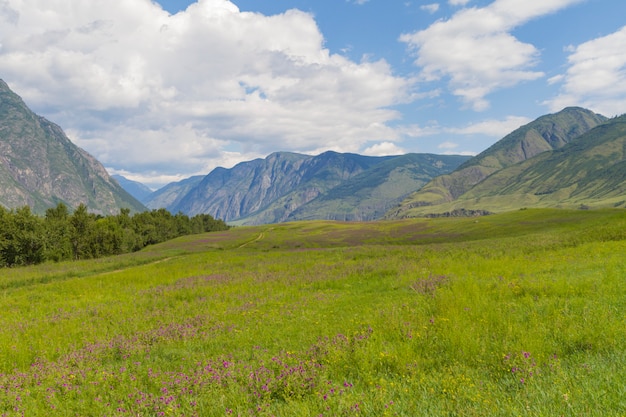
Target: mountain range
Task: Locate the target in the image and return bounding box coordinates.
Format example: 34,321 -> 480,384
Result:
4,77 -> 626,223
143,151 -> 470,225
0,80 -> 145,215
132,106 -> 626,223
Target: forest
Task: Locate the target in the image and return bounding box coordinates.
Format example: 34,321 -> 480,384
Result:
0,203 -> 229,267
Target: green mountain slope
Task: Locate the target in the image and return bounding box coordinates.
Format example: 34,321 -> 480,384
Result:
0,80 -> 146,214
388,107 -> 607,218
452,114 -> 626,210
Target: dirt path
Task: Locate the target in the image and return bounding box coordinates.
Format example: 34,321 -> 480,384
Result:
237,228 -> 273,249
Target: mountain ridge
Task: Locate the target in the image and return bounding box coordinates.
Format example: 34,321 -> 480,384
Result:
455,114 -> 626,209
140,151 -> 469,225
388,107 -> 609,218
0,79 -> 146,214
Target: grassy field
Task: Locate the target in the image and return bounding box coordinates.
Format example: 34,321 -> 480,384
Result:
1,208 -> 625,416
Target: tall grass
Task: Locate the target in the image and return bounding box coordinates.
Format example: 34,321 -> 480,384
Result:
0,208 -> 625,415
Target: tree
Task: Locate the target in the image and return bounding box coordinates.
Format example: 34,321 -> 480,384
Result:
0,203 -> 230,268
0,206 -> 45,266
69,204 -> 95,260
43,203 -> 73,262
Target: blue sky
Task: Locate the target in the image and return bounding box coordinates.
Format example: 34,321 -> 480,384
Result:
1,0 -> 625,187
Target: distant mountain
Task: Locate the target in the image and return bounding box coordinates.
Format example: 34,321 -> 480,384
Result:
0,79 -> 146,214
143,175 -> 204,210
162,151 -> 469,225
262,153 -> 469,223
112,175 -> 154,202
388,107 -> 608,218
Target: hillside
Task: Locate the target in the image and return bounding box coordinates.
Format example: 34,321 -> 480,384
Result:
168,151 -> 470,224
0,80 -> 146,214
451,114 -> 626,210
388,107 -> 608,218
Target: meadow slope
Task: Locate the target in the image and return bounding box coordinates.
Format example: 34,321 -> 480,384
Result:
1,208 -> 625,416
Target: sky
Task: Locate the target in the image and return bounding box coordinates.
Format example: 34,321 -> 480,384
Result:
1,0 -> 625,188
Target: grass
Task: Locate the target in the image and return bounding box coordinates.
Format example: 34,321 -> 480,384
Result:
1,208 -> 625,415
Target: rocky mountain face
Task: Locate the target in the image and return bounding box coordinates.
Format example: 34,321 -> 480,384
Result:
388,107 -> 608,218
175,151 -> 392,222
0,79 -> 146,214
282,153 -> 470,223
144,151 -> 470,225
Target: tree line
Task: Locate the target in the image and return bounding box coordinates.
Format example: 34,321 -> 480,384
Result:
0,203 -> 230,267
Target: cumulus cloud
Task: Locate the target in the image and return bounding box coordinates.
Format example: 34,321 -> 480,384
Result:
447,115 -> 532,136
362,141 -> 406,156
545,26 -> 626,116
400,0 -> 582,111
399,114 -> 530,140
0,0 -> 413,186
438,141 -> 458,150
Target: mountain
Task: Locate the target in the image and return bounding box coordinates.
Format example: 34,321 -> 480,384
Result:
143,175 -> 204,210
388,107 -> 608,218
111,175 -> 154,202
0,79 -> 146,214
164,151 -> 469,225
450,113 -> 626,210
172,151 -> 382,221
266,153 -> 469,223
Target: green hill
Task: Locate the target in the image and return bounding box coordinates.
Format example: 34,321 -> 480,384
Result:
452,114 -> 626,210
388,107 -> 607,218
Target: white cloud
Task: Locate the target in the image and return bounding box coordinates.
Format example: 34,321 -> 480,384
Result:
400,0 -> 582,111
363,142 -> 406,156
399,114 -> 530,140
448,0 -> 470,5
421,4 -> 440,14
447,115 -> 532,136
0,0 -> 413,183
437,141 -> 477,156
438,141 -> 458,150
545,26 -> 626,116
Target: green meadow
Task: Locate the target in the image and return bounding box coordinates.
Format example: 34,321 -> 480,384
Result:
1,208 -> 625,416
